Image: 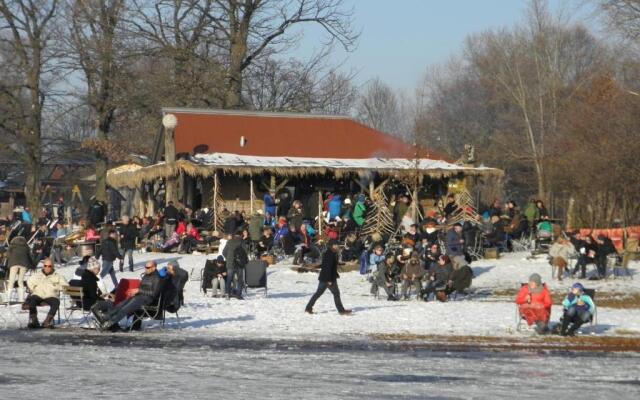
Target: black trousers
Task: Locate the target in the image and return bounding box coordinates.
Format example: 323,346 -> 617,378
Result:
105,295 -> 152,325
28,295 -> 60,318
573,255 -> 593,278
305,281 -> 345,312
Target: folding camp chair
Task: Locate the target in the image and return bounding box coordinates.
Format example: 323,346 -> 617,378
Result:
128,294 -> 164,331
244,259 -> 268,297
61,286 -> 92,327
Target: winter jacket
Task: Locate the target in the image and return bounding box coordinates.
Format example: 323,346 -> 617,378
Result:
119,223 -> 138,250
428,262 -> 453,284
80,269 -> 101,309
445,229 -> 464,257
137,272 -> 165,299
21,210 -> 33,224
376,261 -> 394,286
402,259 -> 424,278
318,248 -> 340,283
6,236 -> 36,269
549,241 -> 575,262
164,205 -> 179,225
164,265 -> 189,313
523,202 -> 538,225
449,265 -> 473,292
597,237 -> 617,257
248,213 -> 264,240
421,228 -> 439,246
515,284 -> 552,310
98,237 -> 122,262
27,269 -> 68,299
222,237 -> 246,271
328,195 -> 342,220
369,253 -> 385,268
88,200 -> 106,226
352,201 -> 366,226
562,293 -> 595,313
287,207 -> 304,230
263,194 -> 277,216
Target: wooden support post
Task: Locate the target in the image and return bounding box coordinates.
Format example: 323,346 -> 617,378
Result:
250,177 -> 255,214
213,171 -> 219,230
164,125 -> 177,204
369,181 -> 374,196
318,190 -> 323,238
270,175 -> 276,193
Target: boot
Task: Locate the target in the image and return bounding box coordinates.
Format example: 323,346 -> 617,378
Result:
560,315 -> 571,336
42,315 -> 55,329
27,313 -> 40,329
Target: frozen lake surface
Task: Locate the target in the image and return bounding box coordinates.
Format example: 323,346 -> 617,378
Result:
1,330 -> 639,400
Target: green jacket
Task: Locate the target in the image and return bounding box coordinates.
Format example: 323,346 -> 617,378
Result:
353,201 -> 366,226
523,202 -> 538,224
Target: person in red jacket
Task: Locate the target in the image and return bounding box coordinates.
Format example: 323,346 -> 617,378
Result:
515,273 -> 552,334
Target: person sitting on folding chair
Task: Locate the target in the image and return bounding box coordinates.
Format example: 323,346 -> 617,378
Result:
515,273 -> 552,334
25,258 -> 68,329
78,258 -> 105,310
559,283 -> 595,336
92,260 -> 164,331
422,255 -> 453,302
370,253 -> 398,301
163,261 -> 188,313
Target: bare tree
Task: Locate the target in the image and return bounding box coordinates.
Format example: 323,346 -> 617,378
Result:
207,0 -> 359,108
243,50 -> 357,113
356,78 -> 402,135
466,0 -> 604,201
65,0 -> 127,202
598,0 -> 640,39
127,0 -> 226,107
0,0 -> 59,212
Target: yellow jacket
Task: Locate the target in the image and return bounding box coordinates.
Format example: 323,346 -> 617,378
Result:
27,270 -> 68,299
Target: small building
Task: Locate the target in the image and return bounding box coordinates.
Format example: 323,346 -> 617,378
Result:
107,108 -> 502,228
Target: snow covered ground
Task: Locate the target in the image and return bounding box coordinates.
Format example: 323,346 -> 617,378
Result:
2,250 -> 639,340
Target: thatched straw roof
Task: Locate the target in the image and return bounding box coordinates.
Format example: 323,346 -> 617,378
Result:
107,152 -> 503,189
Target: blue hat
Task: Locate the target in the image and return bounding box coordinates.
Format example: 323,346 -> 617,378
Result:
216,255 -> 225,263
571,282 -> 584,292
158,267 -> 168,278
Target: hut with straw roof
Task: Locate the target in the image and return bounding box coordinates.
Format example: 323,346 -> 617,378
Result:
107,108 -> 503,229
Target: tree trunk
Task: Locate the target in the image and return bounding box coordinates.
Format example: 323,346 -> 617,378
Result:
24,151 -> 41,214
95,156 -> 107,202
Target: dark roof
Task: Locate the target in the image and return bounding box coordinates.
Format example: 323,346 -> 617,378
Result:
160,108 -> 449,161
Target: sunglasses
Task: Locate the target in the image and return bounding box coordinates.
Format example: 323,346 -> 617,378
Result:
43,264 -> 53,268
144,266 -> 154,270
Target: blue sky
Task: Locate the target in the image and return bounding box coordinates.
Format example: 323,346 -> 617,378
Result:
292,0 -> 592,91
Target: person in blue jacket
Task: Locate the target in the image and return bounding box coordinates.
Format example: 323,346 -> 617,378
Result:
560,282 -> 595,336
263,192 -> 277,217
328,194 -> 342,221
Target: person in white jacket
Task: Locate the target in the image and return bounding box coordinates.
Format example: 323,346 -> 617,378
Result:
26,258 -> 68,329
548,236 -> 575,281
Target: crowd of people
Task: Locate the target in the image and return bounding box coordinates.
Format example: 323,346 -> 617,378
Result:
0,189 -> 608,336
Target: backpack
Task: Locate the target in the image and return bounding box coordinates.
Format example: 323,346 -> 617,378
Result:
233,245 -> 248,269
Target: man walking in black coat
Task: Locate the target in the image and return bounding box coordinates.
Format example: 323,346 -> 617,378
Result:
97,229 -> 123,287
305,239 -> 352,315
119,215 -> 138,272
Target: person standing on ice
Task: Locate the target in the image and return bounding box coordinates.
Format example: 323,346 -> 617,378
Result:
305,239 -> 352,315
